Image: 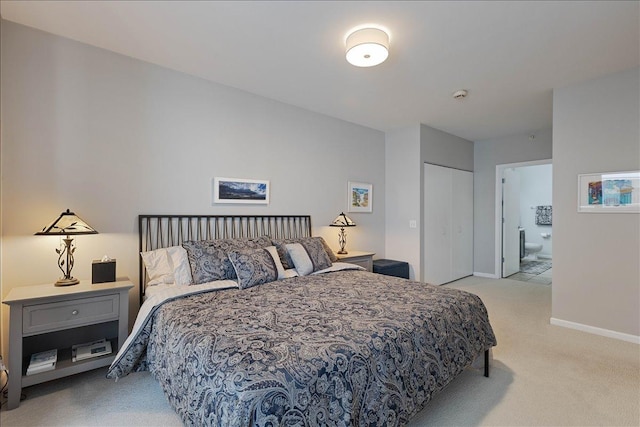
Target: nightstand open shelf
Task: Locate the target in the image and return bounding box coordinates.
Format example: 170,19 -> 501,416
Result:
21,338 -> 118,387
3,278 -> 133,409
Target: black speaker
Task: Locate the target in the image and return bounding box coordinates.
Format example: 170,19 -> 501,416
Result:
92,259 -> 116,284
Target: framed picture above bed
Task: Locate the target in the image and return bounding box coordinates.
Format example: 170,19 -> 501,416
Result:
348,181 -> 372,213
577,171 -> 640,213
213,177 -> 270,204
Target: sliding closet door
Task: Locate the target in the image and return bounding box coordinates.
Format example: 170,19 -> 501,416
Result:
451,169 -> 473,281
423,163 -> 473,285
423,163 -> 453,285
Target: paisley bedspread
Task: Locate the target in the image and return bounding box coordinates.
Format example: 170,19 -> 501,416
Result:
108,270 -> 496,426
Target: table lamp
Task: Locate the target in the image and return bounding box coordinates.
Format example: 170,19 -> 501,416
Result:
329,212 -> 356,254
35,209 -> 98,286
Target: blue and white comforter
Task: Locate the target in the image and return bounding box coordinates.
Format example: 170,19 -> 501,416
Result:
108,269 -> 496,426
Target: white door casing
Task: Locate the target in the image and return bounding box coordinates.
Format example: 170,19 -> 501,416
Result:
502,168 -> 521,277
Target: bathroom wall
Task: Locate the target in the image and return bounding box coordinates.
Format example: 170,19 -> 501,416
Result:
519,164 -> 553,258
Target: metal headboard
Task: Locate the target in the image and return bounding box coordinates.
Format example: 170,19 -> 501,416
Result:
138,214 -> 312,299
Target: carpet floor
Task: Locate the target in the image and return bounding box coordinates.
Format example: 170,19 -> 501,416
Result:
1,276 -> 638,426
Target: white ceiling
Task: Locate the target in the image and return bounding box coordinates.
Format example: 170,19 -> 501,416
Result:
1,1 -> 638,141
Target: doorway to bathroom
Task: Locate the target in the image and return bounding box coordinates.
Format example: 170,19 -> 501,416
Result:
496,159 -> 552,284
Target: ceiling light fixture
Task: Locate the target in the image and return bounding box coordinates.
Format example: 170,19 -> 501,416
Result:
345,27 -> 389,67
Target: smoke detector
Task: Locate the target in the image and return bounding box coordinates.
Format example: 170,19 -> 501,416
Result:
453,89 -> 468,100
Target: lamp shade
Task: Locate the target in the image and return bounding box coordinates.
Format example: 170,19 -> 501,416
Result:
330,212 -> 356,227
35,209 -> 98,236
36,209 -> 97,286
345,27 -> 389,67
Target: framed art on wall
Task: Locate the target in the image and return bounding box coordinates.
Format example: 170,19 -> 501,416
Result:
348,181 -> 372,213
577,171 -> 640,213
213,177 -> 270,204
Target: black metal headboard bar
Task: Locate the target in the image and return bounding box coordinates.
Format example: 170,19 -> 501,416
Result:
138,214 -> 312,299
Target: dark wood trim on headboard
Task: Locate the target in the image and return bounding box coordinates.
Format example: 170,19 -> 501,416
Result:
138,214 -> 312,301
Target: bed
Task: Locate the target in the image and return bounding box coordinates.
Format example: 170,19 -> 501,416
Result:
107,214 -> 496,426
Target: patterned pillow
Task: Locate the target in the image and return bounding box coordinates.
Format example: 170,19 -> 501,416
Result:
285,239 -> 333,276
182,236 -> 272,284
228,246 -> 281,290
272,237 -> 337,269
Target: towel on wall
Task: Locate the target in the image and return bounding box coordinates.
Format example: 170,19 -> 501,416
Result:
535,205 -> 552,225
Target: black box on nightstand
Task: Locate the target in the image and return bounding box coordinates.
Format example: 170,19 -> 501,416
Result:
92,259 -> 116,283
373,259 -> 410,279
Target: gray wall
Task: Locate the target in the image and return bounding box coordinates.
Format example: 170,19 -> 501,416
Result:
420,124 -> 474,172
385,126 -> 421,279
473,128 -> 553,275
552,67 -> 639,337
385,124 -> 473,280
0,21 -> 386,359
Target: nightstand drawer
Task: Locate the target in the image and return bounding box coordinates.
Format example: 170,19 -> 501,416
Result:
344,257 -> 372,271
23,294 -> 120,336
335,251 -> 375,272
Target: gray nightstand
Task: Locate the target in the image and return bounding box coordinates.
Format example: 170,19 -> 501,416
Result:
2,278 -> 133,409
335,251 -> 375,272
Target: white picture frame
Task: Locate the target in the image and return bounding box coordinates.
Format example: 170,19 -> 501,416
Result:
213,177 -> 270,204
577,171 -> 640,213
347,181 -> 372,213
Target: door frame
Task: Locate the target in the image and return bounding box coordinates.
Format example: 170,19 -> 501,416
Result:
494,159 -> 551,278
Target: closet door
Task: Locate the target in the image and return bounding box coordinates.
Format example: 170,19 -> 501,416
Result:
451,169 -> 473,281
423,163 -> 453,285
423,163 -> 474,285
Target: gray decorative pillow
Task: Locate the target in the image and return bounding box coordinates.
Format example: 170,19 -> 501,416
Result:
285,239 -> 333,276
272,237 -> 336,269
228,247 -> 279,290
182,236 -> 272,284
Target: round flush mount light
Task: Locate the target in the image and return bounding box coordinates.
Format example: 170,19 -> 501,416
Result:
345,27 -> 390,67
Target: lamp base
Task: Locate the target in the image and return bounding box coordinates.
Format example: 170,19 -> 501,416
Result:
55,277 -> 80,286
337,250 -> 348,254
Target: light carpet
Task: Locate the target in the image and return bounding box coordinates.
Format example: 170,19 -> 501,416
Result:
1,276 -> 638,426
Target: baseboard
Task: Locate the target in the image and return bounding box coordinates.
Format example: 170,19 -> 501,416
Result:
473,272 -> 499,279
550,317 -> 640,344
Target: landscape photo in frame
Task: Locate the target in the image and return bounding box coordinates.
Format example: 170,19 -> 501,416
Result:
213,177 -> 270,204
348,181 -> 372,213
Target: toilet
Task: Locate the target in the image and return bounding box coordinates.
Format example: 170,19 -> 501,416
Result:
524,242 -> 543,260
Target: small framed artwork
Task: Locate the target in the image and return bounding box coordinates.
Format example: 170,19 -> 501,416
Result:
578,171 -> 640,213
348,181 -> 373,213
213,177 -> 270,204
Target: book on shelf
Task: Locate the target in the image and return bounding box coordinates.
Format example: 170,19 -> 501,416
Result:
27,349 -> 57,375
72,338 -> 112,362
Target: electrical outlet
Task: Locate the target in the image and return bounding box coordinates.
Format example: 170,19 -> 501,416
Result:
409,220 -> 417,229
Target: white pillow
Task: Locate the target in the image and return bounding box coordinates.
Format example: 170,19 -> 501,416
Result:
167,246 -> 193,286
264,245 -> 286,280
141,246 -> 192,286
140,248 -> 173,286
285,243 -> 314,276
